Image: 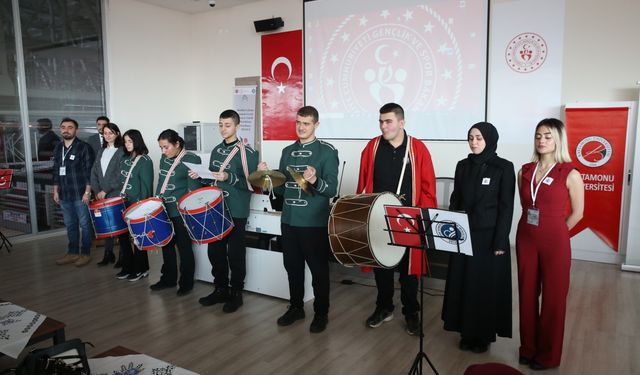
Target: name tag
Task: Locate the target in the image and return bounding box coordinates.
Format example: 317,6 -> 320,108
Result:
543,177 -> 554,185
527,208 -> 540,226
93,209 -> 102,218
482,177 -> 491,185
69,155 -> 75,160
59,167 -> 66,176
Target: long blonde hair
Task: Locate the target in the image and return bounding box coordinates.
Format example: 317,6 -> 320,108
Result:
531,118 -> 572,163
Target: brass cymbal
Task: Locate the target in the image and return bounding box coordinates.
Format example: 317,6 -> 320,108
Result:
287,166 -> 315,196
248,170 -> 286,189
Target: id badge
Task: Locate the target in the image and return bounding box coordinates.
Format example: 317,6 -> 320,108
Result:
527,208 -> 540,226
59,167 -> 66,176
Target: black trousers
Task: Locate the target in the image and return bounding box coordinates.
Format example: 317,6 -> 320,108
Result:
281,224 -> 330,315
160,216 -> 195,289
373,250 -> 419,316
120,232 -> 149,275
208,218 -> 247,290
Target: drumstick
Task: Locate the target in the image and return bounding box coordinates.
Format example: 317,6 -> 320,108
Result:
333,161 -> 346,204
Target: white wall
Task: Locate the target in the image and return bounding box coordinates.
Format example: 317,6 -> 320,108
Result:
105,0 -> 640,255
105,0 -> 195,168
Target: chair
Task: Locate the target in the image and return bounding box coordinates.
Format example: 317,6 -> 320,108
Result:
435,177 -> 455,209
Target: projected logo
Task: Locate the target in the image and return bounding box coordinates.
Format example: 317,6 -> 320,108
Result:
576,136 -> 613,168
505,32 -> 547,73
435,221 -> 467,245
313,5 -> 462,112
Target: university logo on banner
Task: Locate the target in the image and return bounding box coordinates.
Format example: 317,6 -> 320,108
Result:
566,106 -> 629,252
261,30 -> 303,141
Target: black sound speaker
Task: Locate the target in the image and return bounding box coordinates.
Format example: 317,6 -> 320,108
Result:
254,17 -> 284,33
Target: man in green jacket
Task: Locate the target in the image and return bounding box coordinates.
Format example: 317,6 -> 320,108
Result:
258,106 -> 339,333
190,110 -> 258,313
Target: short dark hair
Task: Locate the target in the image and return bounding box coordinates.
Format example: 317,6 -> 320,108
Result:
122,129 -> 149,156
296,106 -> 319,123
379,103 -> 404,120
37,118 -> 53,130
60,117 -> 78,128
157,129 -> 184,149
102,122 -> 123,148
219,109 -> 240,125
96,116 -> 110,123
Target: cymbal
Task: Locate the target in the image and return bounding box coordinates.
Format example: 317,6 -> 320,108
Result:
287,166 -> 315,196
248,170 -> 286,189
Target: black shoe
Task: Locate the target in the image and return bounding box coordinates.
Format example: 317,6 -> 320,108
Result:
519,356 -> 532,365
116,271 -> 129,280
277,306 -> 305,326
471,341 -> 490,353
97,252 -> 115,266
366,307 -> 393,328
199,287 -> 230,306
309,314 -> 328,333
405,313 -> 420,336
149,281 -> 176,291
222,290 -> 243,313
459,339 -> 472,351
177,287 -> 193,297
530,361 -> 553,371
127,271 -> 149,282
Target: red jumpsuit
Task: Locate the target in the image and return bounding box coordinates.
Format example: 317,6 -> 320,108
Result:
516,162 -> 574,368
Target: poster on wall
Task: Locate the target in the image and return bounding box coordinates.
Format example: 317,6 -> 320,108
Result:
261,30 -> 303,141
233,85 -> 257,148
565,104 -> 631,261
487,0 -> 565,144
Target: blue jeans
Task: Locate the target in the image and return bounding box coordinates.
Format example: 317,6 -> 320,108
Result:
60,200 -> 93,255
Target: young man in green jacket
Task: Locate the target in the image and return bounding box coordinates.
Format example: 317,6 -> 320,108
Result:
190,110 -> 258,313
258,106 -> 339,333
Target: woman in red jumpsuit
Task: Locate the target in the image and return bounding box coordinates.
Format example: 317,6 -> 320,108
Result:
516,118 -> 584,371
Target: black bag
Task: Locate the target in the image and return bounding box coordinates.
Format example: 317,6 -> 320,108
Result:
15,339 -> 91,375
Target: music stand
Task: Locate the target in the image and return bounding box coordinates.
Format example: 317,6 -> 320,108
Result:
384,206 -> 470,375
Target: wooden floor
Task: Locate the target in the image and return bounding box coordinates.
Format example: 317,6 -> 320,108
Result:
0,237 -> 638,375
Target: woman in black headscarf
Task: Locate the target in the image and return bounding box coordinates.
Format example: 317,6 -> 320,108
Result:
441,122 -> 516,353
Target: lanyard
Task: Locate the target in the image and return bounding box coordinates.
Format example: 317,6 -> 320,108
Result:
61,144 -> 73,167
218,138 -> 253,192
530,162 -> 556,207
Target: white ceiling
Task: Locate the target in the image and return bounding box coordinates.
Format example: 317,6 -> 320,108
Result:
136,0 -> 263,14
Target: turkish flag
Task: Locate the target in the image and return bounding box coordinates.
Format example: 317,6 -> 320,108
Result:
384,205 -> 428,276
261,30 -> 303,141
0,169 -> 13,189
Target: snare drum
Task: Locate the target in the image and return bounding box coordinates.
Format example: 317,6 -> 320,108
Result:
88,197 -> 128,239
328,193 -> 404,268
123,197 -> 174,250
178,186 -> 234,244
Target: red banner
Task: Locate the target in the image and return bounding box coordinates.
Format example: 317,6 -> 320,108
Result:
261,30 -> 303,141
0,169 -> 13,189
565,107 -> 629,252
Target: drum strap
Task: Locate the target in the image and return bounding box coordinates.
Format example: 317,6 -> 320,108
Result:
218,138 -> 253,192
160,149 -> 187,196
396,135 -> 411,196
120,155 -> 142,196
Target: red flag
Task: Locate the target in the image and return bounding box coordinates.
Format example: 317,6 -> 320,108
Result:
384,205 -> 428,276
261,30 -> 303,141
0,169 -> 13,189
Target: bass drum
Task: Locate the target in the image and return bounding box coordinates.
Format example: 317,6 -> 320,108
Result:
328,193 -> 404,268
